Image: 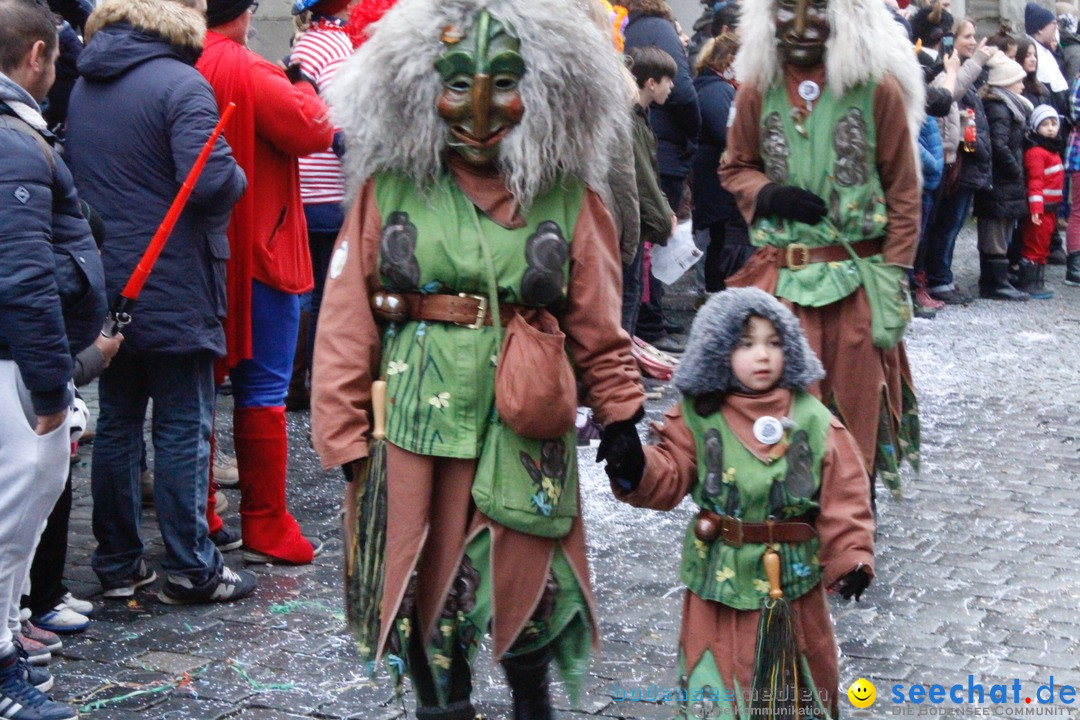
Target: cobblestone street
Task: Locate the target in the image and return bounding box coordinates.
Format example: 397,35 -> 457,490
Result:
52,230 -> 1080,719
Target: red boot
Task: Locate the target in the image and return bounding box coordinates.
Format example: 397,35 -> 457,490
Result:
234,406 -> 317,564
206,432 -> 224,536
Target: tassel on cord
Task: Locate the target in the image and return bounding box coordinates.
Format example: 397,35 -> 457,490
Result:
749,546 -> 803,718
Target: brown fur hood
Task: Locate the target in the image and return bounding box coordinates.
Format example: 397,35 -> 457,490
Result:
85,0 -> 206,52
622,0 -> 674,20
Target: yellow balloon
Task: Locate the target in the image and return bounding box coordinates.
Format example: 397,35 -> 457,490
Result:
848,678 -> 877,708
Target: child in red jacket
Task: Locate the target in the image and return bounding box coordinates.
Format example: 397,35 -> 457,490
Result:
1019,104 -> 1064,299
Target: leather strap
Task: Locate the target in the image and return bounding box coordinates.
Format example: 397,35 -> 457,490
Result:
371,290 -> 526,327
777,237 -> 884,269
695,508 -> 817,547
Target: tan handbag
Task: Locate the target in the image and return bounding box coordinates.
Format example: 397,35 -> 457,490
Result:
495,310 -> 577,439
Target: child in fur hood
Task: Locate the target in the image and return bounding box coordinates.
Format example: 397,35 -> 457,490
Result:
604,288 -> 874,719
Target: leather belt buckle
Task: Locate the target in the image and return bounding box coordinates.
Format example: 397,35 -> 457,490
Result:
721,515 -> 744,548
455,293 -> 487,330
785,243 -> 810,271
371,290 -> 408,323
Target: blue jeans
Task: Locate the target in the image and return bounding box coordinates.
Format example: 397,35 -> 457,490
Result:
231,280 -> 300,409
621,240 -> 645,336
91,351 -> 221,585
923,186 -> 973,291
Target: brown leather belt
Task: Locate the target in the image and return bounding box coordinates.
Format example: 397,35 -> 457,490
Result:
693,508 -> 817,547
777,237 -> 884,270
370,290 -> 525,329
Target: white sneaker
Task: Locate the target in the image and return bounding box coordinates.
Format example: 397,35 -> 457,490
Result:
30,604 -> 90,633
213,446 -> 239,488
60,593 -> 93,616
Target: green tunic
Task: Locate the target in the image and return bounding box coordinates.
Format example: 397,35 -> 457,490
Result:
752,81 -> 889,308
373,171 -> 584,458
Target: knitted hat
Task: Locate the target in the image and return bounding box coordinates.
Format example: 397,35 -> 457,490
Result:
206,0 -> 254,27
986,53 -> 1027,86
1026,2 -> 1056,34
1030,103 -> 1059,131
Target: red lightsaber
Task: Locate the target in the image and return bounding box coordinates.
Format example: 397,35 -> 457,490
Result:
102,102 -> 237,337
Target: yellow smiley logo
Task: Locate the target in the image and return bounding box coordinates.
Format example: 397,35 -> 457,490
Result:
848,678 -> 877,708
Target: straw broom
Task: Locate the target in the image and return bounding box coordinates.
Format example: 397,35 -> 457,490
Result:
344,380 -> 388,665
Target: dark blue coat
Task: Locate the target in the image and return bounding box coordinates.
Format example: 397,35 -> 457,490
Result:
690,69 -> 741,229
66,23 -> 246,357
623,11 -> 701,181
0,75 -> 107,415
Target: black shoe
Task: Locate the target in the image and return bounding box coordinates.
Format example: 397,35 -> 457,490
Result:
210,526 -> 242,552
646,334 -> 685,354
928,287 -> 973,305
158,566 -> 257,605
502,647 -> 554,720
1048,246 -> 1067,265
978,256 -> 1029,301
1016,259 -> 1053,300
415,700 -> 477,720
102,559 -> 157,599
1065,252 -> 1080,286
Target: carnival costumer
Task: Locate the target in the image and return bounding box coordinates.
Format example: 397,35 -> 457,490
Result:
720,0 -> 924,498
607,288 -> 875,719
310,1 -> 645,718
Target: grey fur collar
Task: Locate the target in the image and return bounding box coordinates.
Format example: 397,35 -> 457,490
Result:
672,288 -> 825,396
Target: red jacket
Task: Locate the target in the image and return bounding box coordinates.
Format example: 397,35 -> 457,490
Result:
1025,143 -> 1065,215
197,31 -> 333,365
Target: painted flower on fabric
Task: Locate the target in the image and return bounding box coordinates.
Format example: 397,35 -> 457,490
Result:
490,354 -> 499,367
432,654 -> 452,670
753,579 -> 772,595
542,478 -> 561,504
792,562 -> 811,578
387,360 -> 409,376
415,322 -> 428,338
716,566 -> 736,584
386,654 -> 406,674
399,617 -> 412,638
722,467 -> 736,485
693,539 -> 707,559
429,392 -> 451,409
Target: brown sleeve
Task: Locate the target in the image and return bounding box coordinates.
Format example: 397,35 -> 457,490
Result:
613,405 -> 698,511
310,178 -> 383,470
561,188 -> 645,426
816,418 -> 876,588
874,74 -> 921,268
719,85 -> 769,225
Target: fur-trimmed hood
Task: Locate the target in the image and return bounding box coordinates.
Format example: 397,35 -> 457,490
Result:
85,0 -> 206,53
734,0 -> 925,170
328,0 -> 629,208
673,288 -> 825,396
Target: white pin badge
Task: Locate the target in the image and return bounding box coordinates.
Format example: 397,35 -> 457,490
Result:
798,80 -> 820,112
753,416 -> 785,445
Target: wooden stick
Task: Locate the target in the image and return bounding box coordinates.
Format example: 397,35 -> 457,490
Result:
764,549 -> 784,600
371,380 -> 387,441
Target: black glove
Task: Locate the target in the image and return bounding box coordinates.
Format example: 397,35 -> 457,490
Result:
596,409 -> 645,492
834,565 -> 871,602
284,62 -> 319,92
755,183 -> 828,225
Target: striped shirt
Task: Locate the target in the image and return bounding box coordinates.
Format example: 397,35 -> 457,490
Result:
292,18 -> 352,205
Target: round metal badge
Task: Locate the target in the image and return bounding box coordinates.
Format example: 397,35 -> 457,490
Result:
753,416 -> 785,445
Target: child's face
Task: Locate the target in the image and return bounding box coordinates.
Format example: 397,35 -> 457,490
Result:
731,316 -> 784,393
1038,116 -> 1060,138
645,76 -> 674,106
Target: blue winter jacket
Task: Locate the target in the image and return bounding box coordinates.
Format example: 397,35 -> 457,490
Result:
0,73 -> 107,415
66,21 -> 246,357
919,116 -> 945,191
690,69 -> 741,229
624,11 -> 701,181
